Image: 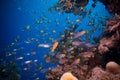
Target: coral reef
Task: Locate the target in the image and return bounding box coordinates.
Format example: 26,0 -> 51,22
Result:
45,0 -> 120,80
54,0 -> 120,15
91,13 -> 120,79
45,15 -> 120,79
88,66 -> 120,80
98,14 -> 120,67
54,0 -> 89,15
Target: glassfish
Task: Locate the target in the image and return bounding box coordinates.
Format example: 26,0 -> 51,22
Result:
37,44 -> 50,48
73,31 -> 87,39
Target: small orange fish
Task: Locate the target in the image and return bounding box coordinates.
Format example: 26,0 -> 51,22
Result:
45,57 -> 51,63
51,42 -> 59,52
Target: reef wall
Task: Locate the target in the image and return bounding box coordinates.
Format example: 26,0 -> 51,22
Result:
45,0 -> 120,80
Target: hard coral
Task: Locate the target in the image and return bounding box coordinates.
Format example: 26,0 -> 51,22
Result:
60,72 -> 78,80
88,67 -> 106,80
87,66 -> 120,80
106,61 -> 120,74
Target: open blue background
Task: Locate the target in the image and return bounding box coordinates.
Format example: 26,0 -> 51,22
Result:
0,0 -> 112,80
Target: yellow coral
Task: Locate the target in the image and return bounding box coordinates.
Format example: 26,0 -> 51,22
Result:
60,72 -> 78,80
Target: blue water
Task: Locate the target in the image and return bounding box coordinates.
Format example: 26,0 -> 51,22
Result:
0,0 -> 113,80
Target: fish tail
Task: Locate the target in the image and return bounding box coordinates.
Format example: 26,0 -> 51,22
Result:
51,48 -> 54,53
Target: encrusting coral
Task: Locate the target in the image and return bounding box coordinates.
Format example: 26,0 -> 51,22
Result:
60,72 -> 78,80
106,61 -> 120,74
